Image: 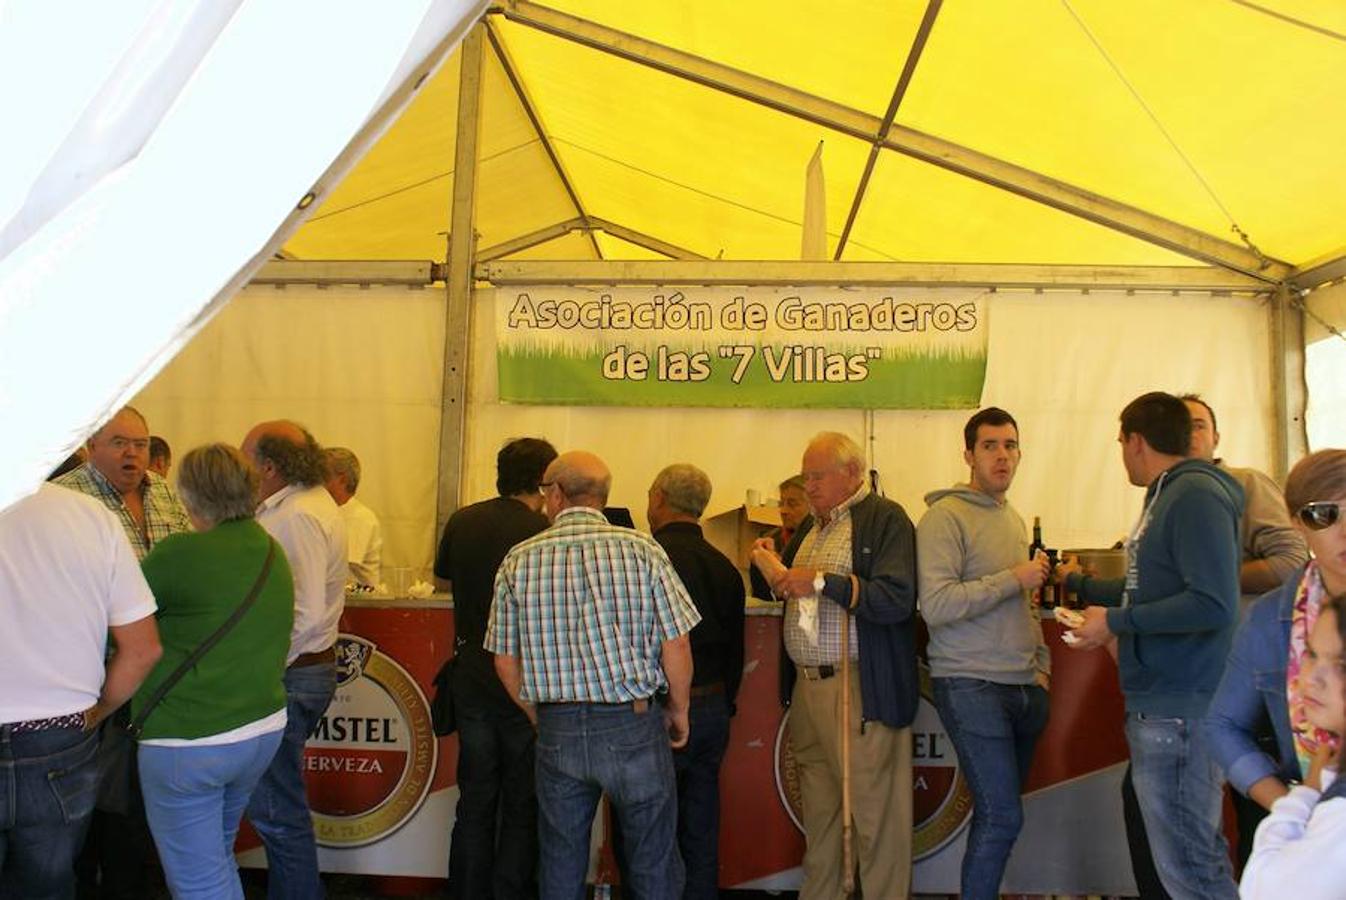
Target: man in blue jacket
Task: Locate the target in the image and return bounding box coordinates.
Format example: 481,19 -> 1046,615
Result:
1060,392 -> 1243,900
753,431 -> 917,899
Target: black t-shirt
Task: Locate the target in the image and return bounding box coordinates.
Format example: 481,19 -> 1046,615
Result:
653,521 -> 747,710
434,496 -> 549,698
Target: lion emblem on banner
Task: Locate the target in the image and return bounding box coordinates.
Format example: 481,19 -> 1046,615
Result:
335,635 -> 375,687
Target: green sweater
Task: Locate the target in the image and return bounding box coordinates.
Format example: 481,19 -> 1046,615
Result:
133,518 -> 294,740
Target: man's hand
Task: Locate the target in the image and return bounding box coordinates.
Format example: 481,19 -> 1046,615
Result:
1013,551 -> 1051,590
752,537 -> 778,556
1065,606 -> 1113,650
1034,670 -> 1050,692
1055,554 -> 1083,585
82,702 -> 107,732
665,704 -> 690,749
773,566 -> 821,600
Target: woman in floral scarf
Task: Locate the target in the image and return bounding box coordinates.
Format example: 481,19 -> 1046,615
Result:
1205,450 -> 1346,853
1240,592 -> 1346,898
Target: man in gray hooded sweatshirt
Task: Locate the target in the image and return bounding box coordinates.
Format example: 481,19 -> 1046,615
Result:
917,406 -> 1051,900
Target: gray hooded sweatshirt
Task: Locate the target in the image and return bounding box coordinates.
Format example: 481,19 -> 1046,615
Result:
916,484 -> 1048,683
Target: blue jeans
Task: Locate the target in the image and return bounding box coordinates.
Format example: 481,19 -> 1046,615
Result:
932,677 -> 1049,900
246,663 -> 336,900
1125,712 -> 1237,900
0,725 -> 100,900
140,729 -> 284,900
535,702 -> 682,900
448,679 -> 537,900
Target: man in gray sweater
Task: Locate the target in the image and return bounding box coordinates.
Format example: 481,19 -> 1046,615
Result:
917,407 -> 1050,900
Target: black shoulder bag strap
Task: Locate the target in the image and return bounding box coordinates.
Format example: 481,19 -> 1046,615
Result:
127,538 -> 277,738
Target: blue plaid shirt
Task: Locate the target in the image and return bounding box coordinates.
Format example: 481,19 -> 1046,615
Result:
54,462 -> 191,561
485,506 -> 701,704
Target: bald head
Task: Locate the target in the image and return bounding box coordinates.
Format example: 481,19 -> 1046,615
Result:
242,419 -> 326,499
543,450 -> 612,516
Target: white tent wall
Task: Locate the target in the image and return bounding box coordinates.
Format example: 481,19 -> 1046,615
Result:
132,284 -> 447,578
131,282 -> 1272,572
1306,280 -> 1346,449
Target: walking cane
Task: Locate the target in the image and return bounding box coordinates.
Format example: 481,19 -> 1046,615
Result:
840,601 -> 854,896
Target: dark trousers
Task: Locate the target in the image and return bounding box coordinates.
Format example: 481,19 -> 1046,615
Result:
672,693 -> 731,900
448,680 -> 538,900
74,731 -> 157,900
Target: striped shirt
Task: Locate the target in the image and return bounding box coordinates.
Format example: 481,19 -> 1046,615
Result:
485,506 -> 701,704
784,482 -> 865,666
54,462 -> 192,560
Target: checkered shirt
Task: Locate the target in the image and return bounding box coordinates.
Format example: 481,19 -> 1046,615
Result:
784,482 -> 866,666
54,463 -> 192,560
485,506 -> 701,704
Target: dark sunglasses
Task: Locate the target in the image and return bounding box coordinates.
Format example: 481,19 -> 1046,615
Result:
1297,501 -> 1345,531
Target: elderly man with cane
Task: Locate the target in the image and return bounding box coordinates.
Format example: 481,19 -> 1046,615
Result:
752,432 -> 918,899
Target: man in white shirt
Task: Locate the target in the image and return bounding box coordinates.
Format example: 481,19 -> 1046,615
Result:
323,447 -> 382,587
242,420 -> 347,899
0,484 -> 162,898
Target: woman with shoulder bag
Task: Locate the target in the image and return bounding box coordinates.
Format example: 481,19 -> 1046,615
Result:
133,443 -> 294,899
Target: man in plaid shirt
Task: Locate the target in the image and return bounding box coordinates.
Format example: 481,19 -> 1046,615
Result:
755,432 -> 918,900
55,405 -> 190,899
486,450 -> 700,900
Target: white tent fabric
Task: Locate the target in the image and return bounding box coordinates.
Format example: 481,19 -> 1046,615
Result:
0,0 -> 486,514
133,284 -> 1273,570
1306,281 -> 1346,449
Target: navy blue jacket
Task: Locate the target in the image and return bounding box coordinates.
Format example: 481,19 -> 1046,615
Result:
777,492 -> 919,729
1069,458 -> 1244,717
1203,570 -> 1304,794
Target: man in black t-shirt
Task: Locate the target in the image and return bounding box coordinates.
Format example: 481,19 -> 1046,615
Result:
646,463 -> 746,900
434,437 -> 557,900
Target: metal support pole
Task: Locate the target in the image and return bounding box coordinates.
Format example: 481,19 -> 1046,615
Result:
435,24 -> 486,549
1268,283 -> 1308,480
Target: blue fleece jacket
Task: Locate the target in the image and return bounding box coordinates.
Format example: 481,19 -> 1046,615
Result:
1069,458 -> 1244,718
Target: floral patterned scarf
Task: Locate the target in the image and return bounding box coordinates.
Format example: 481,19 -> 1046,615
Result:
1288,561 -> 1339,774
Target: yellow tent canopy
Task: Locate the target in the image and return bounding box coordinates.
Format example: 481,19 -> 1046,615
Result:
285,0 -> 1346,287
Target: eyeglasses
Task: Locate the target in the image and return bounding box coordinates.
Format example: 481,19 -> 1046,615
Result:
1297,501 -> 1345,531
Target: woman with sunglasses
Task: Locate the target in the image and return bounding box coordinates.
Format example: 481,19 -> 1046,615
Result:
1238,591 -> 1346,898
1206,449 -> 1346,851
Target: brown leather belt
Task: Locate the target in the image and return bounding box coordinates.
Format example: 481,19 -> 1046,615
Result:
799,664 -> 837,681
289,645 -> 336,669
689,681 -> 725,698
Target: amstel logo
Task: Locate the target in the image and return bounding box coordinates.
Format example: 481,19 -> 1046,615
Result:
773,664 -> 972,861
304,634 -> 437,848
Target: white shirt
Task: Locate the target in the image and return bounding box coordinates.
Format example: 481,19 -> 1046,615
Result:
256,483 -> 347,663
0,484 -> 157,722
1240,768 -> 1346,899
339,496 -> 382,587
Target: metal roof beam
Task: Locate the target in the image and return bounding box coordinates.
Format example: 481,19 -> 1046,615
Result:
835,0 -> 943,259
485,20 -> 602,260
587,216 -> 706,260
252,260 -> 437,284
474,259 -> 1272,293
1289,248 -> 1346,291
493,0 -> 1291,283
476,217 -> 587,261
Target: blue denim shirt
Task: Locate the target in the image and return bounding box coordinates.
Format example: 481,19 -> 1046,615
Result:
1202,567 -> 1303,795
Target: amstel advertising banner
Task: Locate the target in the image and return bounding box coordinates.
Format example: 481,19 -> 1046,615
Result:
495,285 -> 989,409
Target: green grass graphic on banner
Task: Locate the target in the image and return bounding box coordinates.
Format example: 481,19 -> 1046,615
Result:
497,344 -> 986,409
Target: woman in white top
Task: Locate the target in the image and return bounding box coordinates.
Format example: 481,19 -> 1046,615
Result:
1241,585 -> 1346,900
